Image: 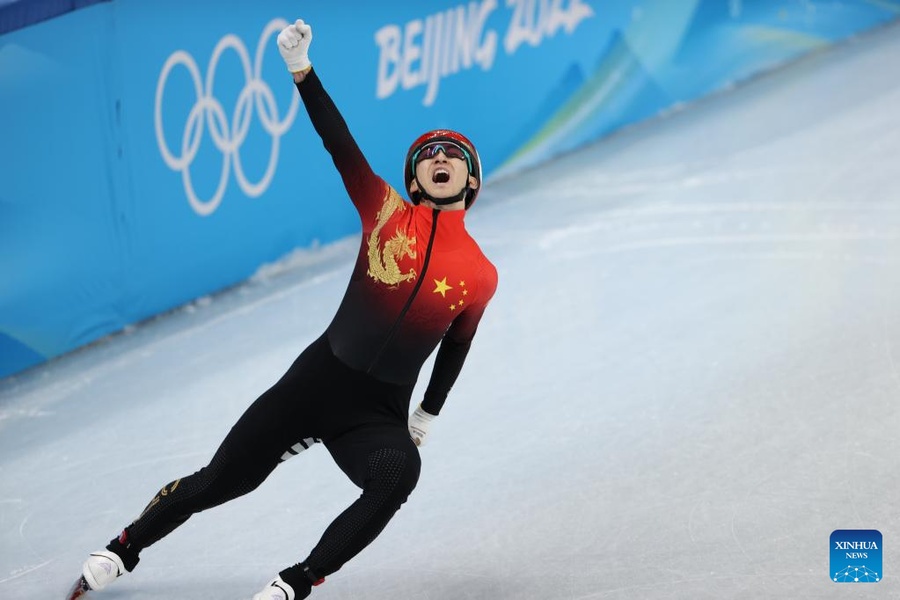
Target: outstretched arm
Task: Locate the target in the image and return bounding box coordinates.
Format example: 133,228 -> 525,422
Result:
277,19 -> 384,214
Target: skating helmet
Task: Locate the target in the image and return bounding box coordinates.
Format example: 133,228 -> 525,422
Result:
404,129 -> 482,209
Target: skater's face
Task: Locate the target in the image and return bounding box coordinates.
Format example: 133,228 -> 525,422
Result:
409,142 -> 478,208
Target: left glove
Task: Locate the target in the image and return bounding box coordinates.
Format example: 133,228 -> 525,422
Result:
276,19 -> 312,73
408,404 -> 436,447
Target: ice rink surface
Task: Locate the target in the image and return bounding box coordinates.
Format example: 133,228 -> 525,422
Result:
2,20 -> 900,600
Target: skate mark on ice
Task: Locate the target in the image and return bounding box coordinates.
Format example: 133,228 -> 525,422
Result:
885,339 -> 900,393
0,407 -> 53,424
729,505 -> 751,562
576,232 -> 900,258
18,513 -> 51,568
686,497 -> 705,549
0,559 -> 53,584
537,201 -> 900,250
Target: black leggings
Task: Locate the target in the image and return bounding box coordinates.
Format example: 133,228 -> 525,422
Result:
116,335 -> 421,591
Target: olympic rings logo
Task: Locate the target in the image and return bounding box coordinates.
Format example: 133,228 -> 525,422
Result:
154,18 -> 299,216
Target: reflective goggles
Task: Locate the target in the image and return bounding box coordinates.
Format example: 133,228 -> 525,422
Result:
412,141 -> 472,169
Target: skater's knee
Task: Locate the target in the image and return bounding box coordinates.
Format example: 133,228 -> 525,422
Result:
366,447 -> 420,502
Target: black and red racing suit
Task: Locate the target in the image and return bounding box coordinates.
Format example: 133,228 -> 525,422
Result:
105,67 -> 497,597
303,67 -> 498,411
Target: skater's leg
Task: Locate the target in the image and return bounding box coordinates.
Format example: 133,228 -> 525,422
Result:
278,425 -> 421,596
73,428 -> 283,595
104,338 -> 336,569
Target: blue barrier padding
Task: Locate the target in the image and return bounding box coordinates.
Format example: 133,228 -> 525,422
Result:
0,0 -> 107,34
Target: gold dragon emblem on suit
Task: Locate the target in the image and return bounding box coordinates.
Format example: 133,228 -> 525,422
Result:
367,189 -> 417,287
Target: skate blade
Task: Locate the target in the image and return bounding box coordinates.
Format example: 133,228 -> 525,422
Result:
65,575 -> 91,600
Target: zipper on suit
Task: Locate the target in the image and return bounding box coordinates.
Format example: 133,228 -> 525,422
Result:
366,209 -> 440,374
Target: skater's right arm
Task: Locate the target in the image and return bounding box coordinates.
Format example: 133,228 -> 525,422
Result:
277,19 -> 384,216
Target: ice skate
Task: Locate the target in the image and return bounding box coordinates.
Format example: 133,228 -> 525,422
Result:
64,575 -> 90,600
64,550 -> 125,599
252,575 -> 296,600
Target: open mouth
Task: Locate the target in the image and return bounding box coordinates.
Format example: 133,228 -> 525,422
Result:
432,169 -> 450,184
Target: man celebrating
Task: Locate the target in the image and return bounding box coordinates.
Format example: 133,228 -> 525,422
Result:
68,17 -> 497,600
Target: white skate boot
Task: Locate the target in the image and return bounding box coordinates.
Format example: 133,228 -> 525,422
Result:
82,550 -> 126,590
65,550 -> 127,599
252,575 -> 296,600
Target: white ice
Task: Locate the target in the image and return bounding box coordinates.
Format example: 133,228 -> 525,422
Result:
2,21 -> 900,600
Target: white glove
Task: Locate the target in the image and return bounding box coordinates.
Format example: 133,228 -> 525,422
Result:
251,576 -> 295,600
277,19 -> 312,73
408,405 -> 436,447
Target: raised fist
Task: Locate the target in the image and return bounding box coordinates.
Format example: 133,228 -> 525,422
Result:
277,19 -> 312,73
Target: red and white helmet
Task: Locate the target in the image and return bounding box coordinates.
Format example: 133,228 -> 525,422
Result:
404,129 -> 482,209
